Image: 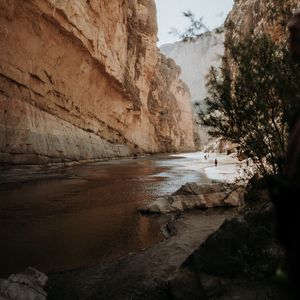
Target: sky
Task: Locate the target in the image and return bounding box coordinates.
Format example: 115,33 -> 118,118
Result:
155,0 -> 234,46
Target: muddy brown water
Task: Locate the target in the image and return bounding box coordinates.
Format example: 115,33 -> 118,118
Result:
0,154 -> 213,277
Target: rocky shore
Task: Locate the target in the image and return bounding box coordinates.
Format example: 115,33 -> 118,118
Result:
0,268 -> 48,300
0,159 -> 284,300
46,208 -> 236,300
139,182 -> 244,214
45,179 -> 284,300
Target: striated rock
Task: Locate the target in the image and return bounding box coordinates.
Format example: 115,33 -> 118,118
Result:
148,54 -> 196,153
0,0 -> 196,165
139,183 -> 244,214
160,30 -> 225,108
0,267 -> 48,300
160,29 -> 225,146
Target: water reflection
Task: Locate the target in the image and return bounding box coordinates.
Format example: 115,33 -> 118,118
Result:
0,154 -> 211,277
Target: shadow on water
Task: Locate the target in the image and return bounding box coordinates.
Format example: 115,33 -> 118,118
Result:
0,154 -> 212,277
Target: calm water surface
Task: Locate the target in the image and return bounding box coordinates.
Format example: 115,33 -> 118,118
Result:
0,153 -> 212,277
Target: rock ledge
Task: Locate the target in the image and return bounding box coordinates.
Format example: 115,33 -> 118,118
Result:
139,182 -> 244,214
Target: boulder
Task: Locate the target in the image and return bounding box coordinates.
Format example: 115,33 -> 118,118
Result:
139,183 -> 244,214
183,201 -> 283,278
168,268 -> 205,300
0,268 -> 48,300
168,199 -> 284,299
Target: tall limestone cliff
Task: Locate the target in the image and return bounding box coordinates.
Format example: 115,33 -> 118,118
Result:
0,0 -> 196,165
160,30 -> 225,107
160,29 -> 225,146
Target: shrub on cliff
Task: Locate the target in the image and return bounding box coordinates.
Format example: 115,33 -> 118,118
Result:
198,34 -> 300,176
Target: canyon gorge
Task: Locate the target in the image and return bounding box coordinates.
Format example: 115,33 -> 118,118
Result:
0,0 -> 196,165
1,0 -> 299,299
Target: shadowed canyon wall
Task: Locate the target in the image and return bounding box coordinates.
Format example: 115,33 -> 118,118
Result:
225,0 -> 299,49
0,0 -> 196,165
214,0 -> 300,156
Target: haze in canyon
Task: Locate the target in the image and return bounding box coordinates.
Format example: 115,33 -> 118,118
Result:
1,1 -> 299,300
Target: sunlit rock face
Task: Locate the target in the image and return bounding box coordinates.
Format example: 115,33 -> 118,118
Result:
0,0 -> 196,165
160,29 -> 225,146
148,54 -> 196,152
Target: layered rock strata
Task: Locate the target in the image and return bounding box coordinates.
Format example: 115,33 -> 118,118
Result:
139,182 -> 244,214
0,0 -> 196,165
160,29 -> 225,146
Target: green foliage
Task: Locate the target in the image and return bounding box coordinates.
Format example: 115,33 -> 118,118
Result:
198,35 -> 300,175
169,10 -> 209,42
267,0 -> 295,28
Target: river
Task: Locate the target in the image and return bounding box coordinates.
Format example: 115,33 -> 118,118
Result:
0,152 -> 237,278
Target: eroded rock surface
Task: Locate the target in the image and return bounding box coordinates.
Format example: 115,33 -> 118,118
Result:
168,195 -> 284,300
0,0 -> 196,165
0,267 -> 48,300
160,29 -> 225,146
139,183 -> 244,214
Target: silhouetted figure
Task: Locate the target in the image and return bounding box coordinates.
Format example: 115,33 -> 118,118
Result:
215,158 -> 218,167
246,159 -> 249,167
204,155 -> 207,160
269,8 -> 300,299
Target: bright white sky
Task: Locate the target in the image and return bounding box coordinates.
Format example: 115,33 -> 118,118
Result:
155,0 -> 234,46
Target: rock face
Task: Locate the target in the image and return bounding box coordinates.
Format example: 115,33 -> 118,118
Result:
226,0 -> 299,42
148,55 -> 196,152
168,199 -> 284,300
0,267 -> 48,300
224,0 -> 299,76
0,0 -> 196,165
160,30 -> 225,107
139,182 -> 244,214
204,137 -> 237,155
160,29 -> 225,146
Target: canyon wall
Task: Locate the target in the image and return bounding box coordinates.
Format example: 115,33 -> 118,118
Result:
0,0 -> 196,165
160,29 -> 225,146
226,0 -> 299,45
160,29 -> 224,106
200,0 -> 299,157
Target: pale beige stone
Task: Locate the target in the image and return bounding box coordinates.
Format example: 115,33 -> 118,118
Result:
0,0 -> 196,165
140,183 -> 244,214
